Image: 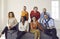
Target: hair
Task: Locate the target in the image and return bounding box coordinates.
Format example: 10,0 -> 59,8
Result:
24,6 -> 26,8
8,12 -> 15,18
33,6 -> 38,10
20,16 -> 26,22
43,8 -> 46,10
31,16 -> 37,22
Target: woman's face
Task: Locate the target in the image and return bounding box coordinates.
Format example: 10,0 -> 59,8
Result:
32,17 -> 36,22
9,13 -> 13,18
21,17 -> 24,22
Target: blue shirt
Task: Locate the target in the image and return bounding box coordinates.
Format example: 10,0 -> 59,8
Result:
41,18 -> 55,29
39,12 -> 50,23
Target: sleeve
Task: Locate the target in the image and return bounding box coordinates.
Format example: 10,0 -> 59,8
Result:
37,21 -> 44,31
36,11 -> 40,20
26,12 -> 29,20
12,18 -> 18,27
21,11 -> 23,16
7,20 -> 9,27
26,21 -> 29,32
38,12 -> 40,19
49,19 -> 55,27
38,13 -> 43,23
47,12 -> 51,18
30,11 -> 33,18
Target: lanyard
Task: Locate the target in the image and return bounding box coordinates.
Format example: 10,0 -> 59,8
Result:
45,19 -> 49,27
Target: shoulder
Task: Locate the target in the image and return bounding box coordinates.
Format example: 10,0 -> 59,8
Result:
14,17 -> 16,19
46,12 -> 50,15
36,21 -> 39,24
40,12 -> 44,15
25,21 -> 29,23
31,10 -> 34,13
37,11 -> 40,13
49,18 -> 54,22
21,10 -> 24,12
26,11 -> 28,13
30,22 -> 33,24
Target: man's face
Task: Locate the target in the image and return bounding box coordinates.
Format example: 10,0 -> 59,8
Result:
23,6 -> 26,11
43,8 -> 46,13
34,7 -> 38,11
44,15 -> 48,19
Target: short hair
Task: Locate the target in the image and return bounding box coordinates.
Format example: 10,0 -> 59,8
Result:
33,6 -> 38,10
24,6 -> 26,8
43,8 -> 47,10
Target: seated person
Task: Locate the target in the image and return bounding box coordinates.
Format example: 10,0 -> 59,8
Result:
0,12 -> 18,39
21,6 -> 29,20
30,6 -> 40,20
39,8 -> 50,23
17,16 -> 29,39
41,14 -> 58,39
30,16 -> 44,39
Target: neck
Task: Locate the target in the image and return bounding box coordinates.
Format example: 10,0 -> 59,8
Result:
23,10 -> 26,11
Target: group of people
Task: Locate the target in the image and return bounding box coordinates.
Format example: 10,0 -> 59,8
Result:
0,6 -> 59,39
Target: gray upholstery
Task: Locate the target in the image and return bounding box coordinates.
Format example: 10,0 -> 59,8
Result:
21,32 -> 52,39
7,30 -> 52,39
7,30 -> 17,39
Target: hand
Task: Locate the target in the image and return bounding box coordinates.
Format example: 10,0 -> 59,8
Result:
8,26 -> 12,30
25,30 -> 28,32
9,26 -> 12,29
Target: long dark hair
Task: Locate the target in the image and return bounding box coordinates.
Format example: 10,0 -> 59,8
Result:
20,16 -> 26,22
31,16 -> 37,22
8,12 -> 15,18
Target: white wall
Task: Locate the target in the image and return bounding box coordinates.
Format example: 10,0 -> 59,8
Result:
0,0 -> 60,30
7,0 -> 60,29
0,0 -> 2,31
7,0 -> 51,22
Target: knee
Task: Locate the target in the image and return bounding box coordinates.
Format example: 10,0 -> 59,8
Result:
36,30 -> 40,33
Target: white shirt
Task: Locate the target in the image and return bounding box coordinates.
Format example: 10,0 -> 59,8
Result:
19,21 -> 29,32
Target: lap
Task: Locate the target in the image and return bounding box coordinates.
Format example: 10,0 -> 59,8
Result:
30,29 -> 40,34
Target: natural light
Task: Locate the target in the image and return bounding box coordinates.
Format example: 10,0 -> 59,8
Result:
51,1 -> 59,20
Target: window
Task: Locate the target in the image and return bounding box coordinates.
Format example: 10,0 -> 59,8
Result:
51,1 -> 59,20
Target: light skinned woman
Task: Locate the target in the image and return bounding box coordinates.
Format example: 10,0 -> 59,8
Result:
30,16 -> 44,39
0,12 -> 18,39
